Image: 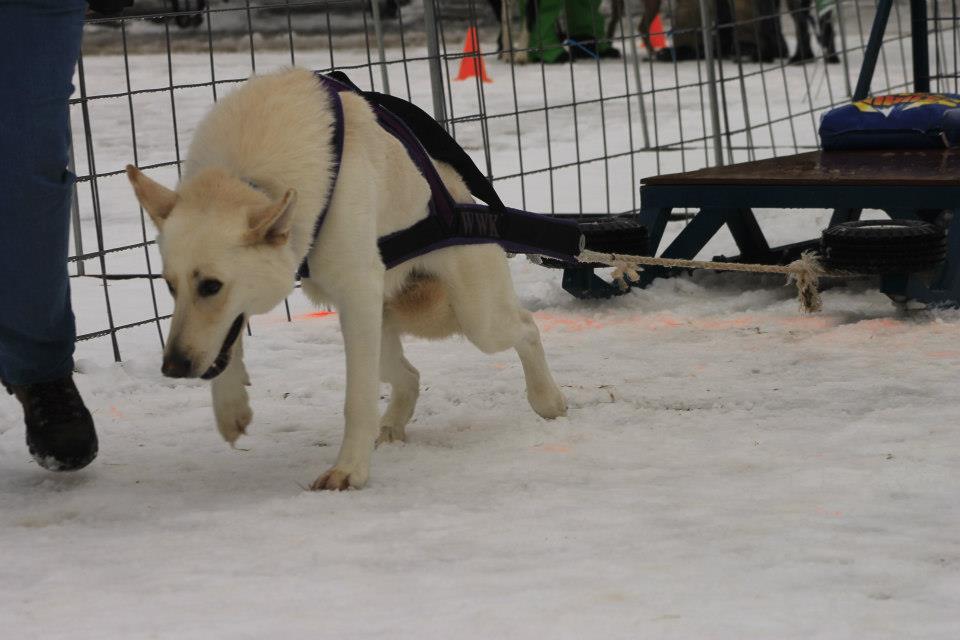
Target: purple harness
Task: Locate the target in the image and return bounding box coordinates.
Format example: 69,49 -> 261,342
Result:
298,73 -> 583,278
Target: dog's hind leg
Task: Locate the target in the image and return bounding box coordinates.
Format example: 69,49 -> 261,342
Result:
512,308 -> 567,419
376,315 -> 420,445
211,336 -> 253,445
444,248 -> 566,419
310,278 -> 384,491
460,302 -> 566,419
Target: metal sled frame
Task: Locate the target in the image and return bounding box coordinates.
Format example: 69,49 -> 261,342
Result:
634,150 -> 960,306
628,0 -> 960,307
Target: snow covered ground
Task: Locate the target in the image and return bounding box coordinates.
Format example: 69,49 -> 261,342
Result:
2,38 -> 959,639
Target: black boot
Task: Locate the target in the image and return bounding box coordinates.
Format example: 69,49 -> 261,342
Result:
568,38 -> 621,60
789,45 -> 817,65
655,45 -> 702,62
820,18 -> 840,64
5,376 -> 98,471
735,42 -> 777,63
789,2 -> 816,64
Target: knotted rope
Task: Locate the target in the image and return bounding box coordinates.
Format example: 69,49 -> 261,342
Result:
574,249 -> 838,313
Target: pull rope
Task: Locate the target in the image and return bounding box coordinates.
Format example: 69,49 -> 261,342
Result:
574,249 -> 848,313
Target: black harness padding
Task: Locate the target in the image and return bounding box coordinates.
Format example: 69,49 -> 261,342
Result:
300,71 -> 583,276
325,72 -> 506,214
297,75 -> 346,280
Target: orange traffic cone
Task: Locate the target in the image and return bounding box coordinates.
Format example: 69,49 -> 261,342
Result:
455,26 -> 492,83
647,15 -> 667,50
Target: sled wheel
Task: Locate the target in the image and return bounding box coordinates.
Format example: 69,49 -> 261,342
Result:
820,219 -> 947,275
536,257 -> 573,269
580,216 -> 649,259
535,216 -> 649,270
561,267 -> 634,299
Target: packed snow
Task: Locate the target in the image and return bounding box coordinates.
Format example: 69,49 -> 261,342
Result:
1,30 -> 958,639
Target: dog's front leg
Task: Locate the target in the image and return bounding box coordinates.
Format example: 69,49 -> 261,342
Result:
498,0 -> 530,64
211,335 -> 253,445
311,281 -> 384,490
498,0 -> 512,62
514,10 -> 530,64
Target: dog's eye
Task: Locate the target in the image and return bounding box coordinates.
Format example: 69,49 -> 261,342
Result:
198,279 -> 223,297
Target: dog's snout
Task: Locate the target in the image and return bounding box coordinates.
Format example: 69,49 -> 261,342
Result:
161,351 -> 193,378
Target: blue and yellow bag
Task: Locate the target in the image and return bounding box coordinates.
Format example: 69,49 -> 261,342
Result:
819,93 -> 960,150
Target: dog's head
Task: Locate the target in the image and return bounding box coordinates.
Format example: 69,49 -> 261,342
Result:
126,165 -> 298,380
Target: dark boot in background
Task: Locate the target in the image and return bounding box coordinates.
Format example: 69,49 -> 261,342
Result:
819,12 -> 841,64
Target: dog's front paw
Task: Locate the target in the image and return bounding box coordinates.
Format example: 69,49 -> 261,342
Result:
375,424 -> 406,446
309,463 -> 369,491
499,50 -> 530,64
214,400 -> 253,445
529,386 -> 568,420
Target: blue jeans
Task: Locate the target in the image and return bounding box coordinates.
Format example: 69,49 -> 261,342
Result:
0,0 -> 86,386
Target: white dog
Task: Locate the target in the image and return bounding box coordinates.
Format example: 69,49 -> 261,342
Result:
126,68 -> 567,490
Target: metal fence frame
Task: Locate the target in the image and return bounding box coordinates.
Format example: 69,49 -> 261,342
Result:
68,0 -> 956,359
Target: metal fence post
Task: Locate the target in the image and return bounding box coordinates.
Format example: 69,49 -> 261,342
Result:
67,128 -> 85,277
854,0 -> 894,100
834,1 -> 853,97
369,0 -> 390,94
698,0 -> 724,166
77,53 -> 122,363
422,0 -> 448,128
620,0 -> 651,149
910,0 -> 929,92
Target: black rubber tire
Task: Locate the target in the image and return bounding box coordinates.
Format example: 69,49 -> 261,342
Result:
538,216 -> 649,269
820,220 -> 947,275
580,217 -> 650,255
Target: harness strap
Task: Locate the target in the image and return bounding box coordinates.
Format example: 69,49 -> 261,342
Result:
323,72 -> 505,214
300,71 -> 583,275
378,205 -> 583,268
373,96 -> 457,228
297,74 -> 347,279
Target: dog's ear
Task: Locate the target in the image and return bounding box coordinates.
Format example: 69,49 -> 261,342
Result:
246,189 -> 297,246
126,165 -> 177,229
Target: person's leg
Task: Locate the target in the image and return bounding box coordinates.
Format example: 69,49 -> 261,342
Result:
657,0 -> 706,62
788,0 -> 816,63
716,0 -> 735,56
731,0 -> 760,60
0,1 -> 96,473
760,0 -> 788,60
0,0 -> 86,387
817,5 -> 840,63
529,0 -> 568,62
565,0 -> 610,53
